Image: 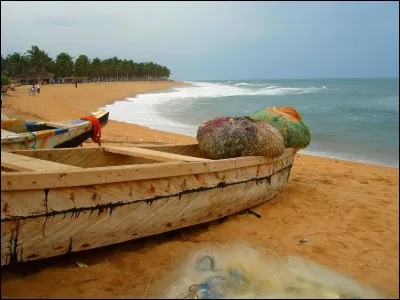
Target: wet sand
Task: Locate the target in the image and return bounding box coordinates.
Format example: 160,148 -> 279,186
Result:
1,82 -> 398,298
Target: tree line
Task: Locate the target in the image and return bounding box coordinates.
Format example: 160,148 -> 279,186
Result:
1,45 -> 172,83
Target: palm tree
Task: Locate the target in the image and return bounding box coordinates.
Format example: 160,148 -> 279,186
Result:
89,57 -> 102,79
135,62 -> 146,80
26,45 -> 52,81
4,45 -> 173,83
111,57 -> 121,81
101,58 -> 113,81
128,60 -> 137,81
163,66 -> 171,80
55,52 -> 74,79
5,52 -> 29,77
121,59 -> 130,81
46,60 -> 57,77
74,55 -> 90,79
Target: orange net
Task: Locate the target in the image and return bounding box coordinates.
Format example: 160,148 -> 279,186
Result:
266,106 -> 303,122
80,115 -> 102,146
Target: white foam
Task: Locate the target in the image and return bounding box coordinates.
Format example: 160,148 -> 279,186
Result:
103,81 -> 324,135
235,82 -> 256,86
102,80 -> 397,167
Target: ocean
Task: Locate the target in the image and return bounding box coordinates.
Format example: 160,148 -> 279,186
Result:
103,78 -> 399,167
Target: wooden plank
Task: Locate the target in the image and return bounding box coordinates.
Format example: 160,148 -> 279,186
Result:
1,166 -> 290,265
11,147 -> 104,168
136,143 -> 204,158
134,142 -> 199,148
104,146 -> 211,162
1,161 -> 284,217
1,152 -> 83,172
1,149 -> 295,191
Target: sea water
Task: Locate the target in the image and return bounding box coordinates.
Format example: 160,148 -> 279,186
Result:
103,78 -> 399,167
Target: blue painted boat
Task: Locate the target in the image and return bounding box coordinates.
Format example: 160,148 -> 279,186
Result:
1,109 -> 109,151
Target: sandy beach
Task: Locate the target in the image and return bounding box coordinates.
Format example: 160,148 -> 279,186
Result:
1,82 -> 398,298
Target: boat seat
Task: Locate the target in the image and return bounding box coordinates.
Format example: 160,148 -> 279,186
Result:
104,146 -> 211,162
1,151 -> 83,172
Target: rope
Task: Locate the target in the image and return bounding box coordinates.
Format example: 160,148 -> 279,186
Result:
80,115 -> 102,146
26,132 -> 37,149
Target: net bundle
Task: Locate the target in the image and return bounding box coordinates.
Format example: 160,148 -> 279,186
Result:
196,116 -> 285,159
250,106 -> 311,149
146,243 -> 383,299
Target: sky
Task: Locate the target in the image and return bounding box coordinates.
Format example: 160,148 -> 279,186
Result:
1,1 -> 399,80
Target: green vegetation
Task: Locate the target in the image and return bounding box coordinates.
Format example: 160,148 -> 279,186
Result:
1,45 -> 172,82
1,75 -> 10,86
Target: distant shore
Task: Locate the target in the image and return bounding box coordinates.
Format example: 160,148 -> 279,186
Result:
1,81 -> 196,145
1,81 -> 398,298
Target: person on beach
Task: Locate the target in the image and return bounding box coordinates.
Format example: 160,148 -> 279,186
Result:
75,81 -> 78,88
29,84 -> 36,96
36,83 -> 41,94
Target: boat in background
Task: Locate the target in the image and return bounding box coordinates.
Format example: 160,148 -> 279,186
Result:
1,109 -> 109,151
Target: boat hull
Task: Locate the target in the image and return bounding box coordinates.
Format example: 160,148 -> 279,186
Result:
1,150 -> 294,265
1,110 -> 109,151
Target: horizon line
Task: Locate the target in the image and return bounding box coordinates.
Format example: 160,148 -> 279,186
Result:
177,77 -> 399,81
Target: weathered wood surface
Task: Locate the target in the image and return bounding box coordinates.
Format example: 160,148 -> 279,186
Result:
1,148 -> 295,191
1,145 -> 295,265
1,129 -> 18,137
1,151 -> 82,172
104,146 -> 211,162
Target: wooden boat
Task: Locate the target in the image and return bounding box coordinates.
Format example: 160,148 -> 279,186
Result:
1,144 -> 296,265
1,109 -> 109,151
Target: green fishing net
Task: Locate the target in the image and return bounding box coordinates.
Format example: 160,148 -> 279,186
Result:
250,107 -> 311,149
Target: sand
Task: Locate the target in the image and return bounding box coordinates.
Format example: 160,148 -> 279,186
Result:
1,82 -> 196,145
1,82 -> 398,298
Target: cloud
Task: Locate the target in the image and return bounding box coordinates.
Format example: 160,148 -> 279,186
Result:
1,1 -> 398,80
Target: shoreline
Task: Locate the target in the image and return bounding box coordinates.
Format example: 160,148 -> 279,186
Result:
299,150 -> 398,169
1,81 -> 398,298
3,80 -> 397,169
100,81 -> 398,169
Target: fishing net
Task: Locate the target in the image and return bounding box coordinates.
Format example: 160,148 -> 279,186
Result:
196,116 -> 285,159
250,106 -> 311,149
146,243 -> 384,299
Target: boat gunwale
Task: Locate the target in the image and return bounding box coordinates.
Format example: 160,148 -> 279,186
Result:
0,109 -> 109,144
1,147 -> 295,191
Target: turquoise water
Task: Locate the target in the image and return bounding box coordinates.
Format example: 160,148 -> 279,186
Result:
104,78 -> 399,167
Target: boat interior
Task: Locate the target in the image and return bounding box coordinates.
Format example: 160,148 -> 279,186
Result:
1,143 -> 211,172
